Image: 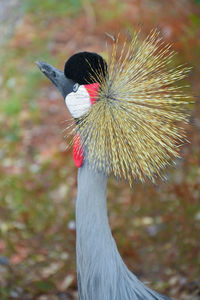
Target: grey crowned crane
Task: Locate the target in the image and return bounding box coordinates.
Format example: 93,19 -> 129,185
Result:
36,31 -> 190,300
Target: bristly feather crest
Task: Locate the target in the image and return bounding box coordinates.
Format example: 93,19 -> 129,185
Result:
72,29 -> 192,185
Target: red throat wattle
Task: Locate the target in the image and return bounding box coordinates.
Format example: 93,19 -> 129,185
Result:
73,83 -> 100,168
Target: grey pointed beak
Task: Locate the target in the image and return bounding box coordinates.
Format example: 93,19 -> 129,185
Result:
35,61 -> 47,72
36,61 -> 75,99
35,61 -> 59,82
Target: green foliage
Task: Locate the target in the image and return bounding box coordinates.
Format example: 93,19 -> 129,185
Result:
0,287 -> 8,300
34,280 -> 55,292
189,13 -> 200,28
1,96 -> 22,116
194,0 -> 200,5
22,0 -> 82,16
0,121 -> 20,145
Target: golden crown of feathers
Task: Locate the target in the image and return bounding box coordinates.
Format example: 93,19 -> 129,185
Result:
69,29 -> 192,185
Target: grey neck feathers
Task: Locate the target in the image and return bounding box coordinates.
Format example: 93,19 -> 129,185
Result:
76,162 -> 171,300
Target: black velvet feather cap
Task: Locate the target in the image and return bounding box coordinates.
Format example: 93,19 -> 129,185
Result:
64,51 -> 107,85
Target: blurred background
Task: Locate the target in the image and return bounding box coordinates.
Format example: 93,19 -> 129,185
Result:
0,0 -> 200,299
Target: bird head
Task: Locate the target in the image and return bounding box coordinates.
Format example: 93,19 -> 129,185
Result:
36,52 -> 107,118
36,51 -> 107,168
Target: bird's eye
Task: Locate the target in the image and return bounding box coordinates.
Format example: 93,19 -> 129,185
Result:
73,83 -> 79,93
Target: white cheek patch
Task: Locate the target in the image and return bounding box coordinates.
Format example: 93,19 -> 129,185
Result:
65,85 -> 91,118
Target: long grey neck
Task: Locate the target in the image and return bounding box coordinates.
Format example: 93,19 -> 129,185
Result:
76,162 -> 171,300
76,162 -> 120,300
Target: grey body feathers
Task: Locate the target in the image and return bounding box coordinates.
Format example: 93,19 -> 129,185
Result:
76,162 -> 171,300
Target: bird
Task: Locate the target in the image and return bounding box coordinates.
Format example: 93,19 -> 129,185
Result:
36,30 -> 191,300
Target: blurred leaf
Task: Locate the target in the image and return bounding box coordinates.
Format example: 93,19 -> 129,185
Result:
3,121 -> 20,142
34,280 -> 55,292
189,14 -> 200,26
22,0 -> 82,16
0,287 -> 8,300
194,0 -> 200,6
1,97 -> 22,116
